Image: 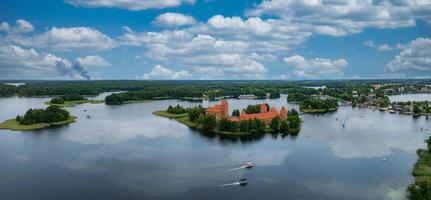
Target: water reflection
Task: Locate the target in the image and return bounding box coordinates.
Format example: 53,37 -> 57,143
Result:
0,93 -> 430,200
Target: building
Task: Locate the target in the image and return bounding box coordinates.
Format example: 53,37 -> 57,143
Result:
205,99 -> 229,120
207,100 -> 287,124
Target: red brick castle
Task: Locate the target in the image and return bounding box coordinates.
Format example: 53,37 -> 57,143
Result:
205,100 -> 287,124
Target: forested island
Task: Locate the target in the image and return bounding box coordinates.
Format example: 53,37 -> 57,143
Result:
408,136 -> 431,200
0,105 -> 76,131
300,98 -> 339,113
47,93 -> 103,107
154,104 -> 301,136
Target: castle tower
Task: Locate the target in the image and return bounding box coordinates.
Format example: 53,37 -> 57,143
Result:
280,106 -> 287,119
221,100 -> 228,118
260,103 -> 267,113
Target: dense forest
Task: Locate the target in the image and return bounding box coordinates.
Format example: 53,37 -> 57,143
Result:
16,105 -> 70,125
0,84 -> 18,97
50,94 -> 86,104
105,83 -> 285,104
300,98 -> 339,112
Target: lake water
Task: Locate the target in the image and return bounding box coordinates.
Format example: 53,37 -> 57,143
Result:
1,94 -> 430,200
389,94 -> 431,102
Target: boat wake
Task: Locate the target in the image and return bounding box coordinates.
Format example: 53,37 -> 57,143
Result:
224,166 -> 246,172
217,182 -> 241,187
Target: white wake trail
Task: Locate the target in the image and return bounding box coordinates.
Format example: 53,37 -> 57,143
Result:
217,182 -> 240,187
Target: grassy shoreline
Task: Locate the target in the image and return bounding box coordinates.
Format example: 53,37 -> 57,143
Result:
408,137 -> 431,199
45,100 -> 104,107
300,107 -> 338,113
0,116 -> 77,131
153,110 -> 300,136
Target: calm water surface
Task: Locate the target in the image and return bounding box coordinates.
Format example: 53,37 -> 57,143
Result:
389,94 -> 431,102
0,94 -> 430,200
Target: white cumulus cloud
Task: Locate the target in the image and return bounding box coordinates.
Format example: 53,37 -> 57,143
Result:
0,19 -> 34,34
142,65 -> 192,79
386,37 -> 431,73
284,55 -> 347,78
12,27 -> 117,52
246,0 -> 431,36
154,13 -> 196,27
65,0 -> 195,10
0,45 -> 90,79
76,55 -> 110,67
377,44 -> 394,51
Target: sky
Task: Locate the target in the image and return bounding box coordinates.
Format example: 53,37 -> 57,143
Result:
0,0 -> 430,80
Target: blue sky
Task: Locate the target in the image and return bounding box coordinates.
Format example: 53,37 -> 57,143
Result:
0,0 -> 430,80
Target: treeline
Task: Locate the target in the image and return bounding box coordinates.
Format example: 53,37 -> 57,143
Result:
408,136 -> 431,200
0,84 -> 18,97
412,102 -> 431,114
0,80 -> 297,98
105,85 -> 284,105
392,101 -> 431,114
166,104 -> 205,122
2,80 -> 430,98
300,98 -> 338,112
50,94 -> 86,104
15,105 -> 70,125
287,87 -> 318,102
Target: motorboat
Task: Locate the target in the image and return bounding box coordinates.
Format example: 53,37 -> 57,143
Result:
244,162 -> 254,169
239,178 -> 248,186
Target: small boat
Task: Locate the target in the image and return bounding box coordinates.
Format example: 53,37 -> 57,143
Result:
244,162 -> 254,169
239,178 -> 248,186
382,158 -> 386,162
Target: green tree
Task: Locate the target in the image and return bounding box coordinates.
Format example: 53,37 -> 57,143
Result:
16,105 -> 70,125
413,104 -> 421,114
239,120 -> 249,133
187,105 -> 205,122
50,97 -> 64,104
218,118 -> 231,132
289,109 -> 299,116
167,104 -> 186,114
199,115 -> 217,132
270,116 -> 280,131
232,109 -> 240,117
230,121 -> 239,132
280,119 -> 288,133
287,115 -> 301,130
253,119 -> 265,133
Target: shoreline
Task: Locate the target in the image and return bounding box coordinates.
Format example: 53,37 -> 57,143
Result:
45,100 -> 104,107
0,116 -> 77,131
300,107 -> 338,114
408,141 -> 431,198
153,110 -> 300,136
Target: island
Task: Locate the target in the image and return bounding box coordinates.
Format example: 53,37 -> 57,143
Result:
153,100 -> 302,136
0,105 -> 76,131
299,98 -> 339,113
408,136 -> 431,199
46,93 -> 104,107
